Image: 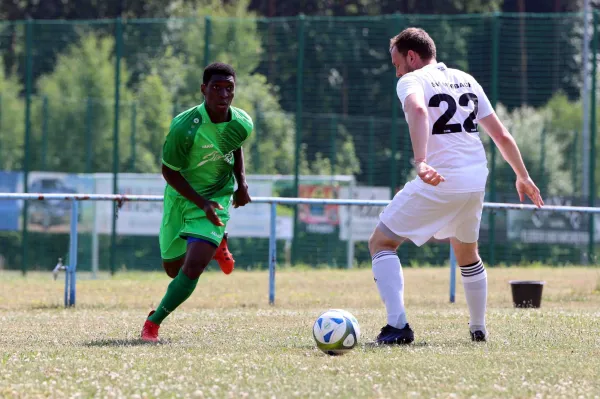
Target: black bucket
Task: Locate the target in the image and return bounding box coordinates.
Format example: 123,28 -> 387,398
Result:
509,280 -> 545,308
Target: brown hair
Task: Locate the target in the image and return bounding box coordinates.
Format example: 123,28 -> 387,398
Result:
390,27 -> 436,60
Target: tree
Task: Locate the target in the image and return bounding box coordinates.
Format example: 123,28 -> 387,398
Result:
0,59 -> 25,171
167,0 -> 263,104
163,0 -> 311,175
248,0 -> 503,17
483,102 -> 572,199
34,33 -> 136,173
0,0 -> 174,20
134,73 -> 173,172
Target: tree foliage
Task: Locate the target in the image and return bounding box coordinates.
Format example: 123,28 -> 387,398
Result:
0,59 -> 25,170
0,0 -> 597,195
33,34 -> 133,173
486,103 -> 572,198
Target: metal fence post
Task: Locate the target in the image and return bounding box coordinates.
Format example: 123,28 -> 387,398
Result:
292,14 -> 306,265
130,102 -> 137,171
449,245 -> 457,303
330,114 -> 337,176
110,17 -> 123,275
85,97 -> 93,173
21,18 -> 34,276
589,9 -> 598,263
368,116 -> 374,186
268,202 -> 277,305
204,16 -> 212,67
573,131 -> 579,191
390,88 -> 398,198
540,127 -> 547,194
253,102 -> 261,171
329,114 -> 337,266
488,12 -> 500,266
67,200 -> 79,307
41,96 -> 48,170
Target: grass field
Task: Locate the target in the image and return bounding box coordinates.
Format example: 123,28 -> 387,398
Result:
1,267 -> 600,398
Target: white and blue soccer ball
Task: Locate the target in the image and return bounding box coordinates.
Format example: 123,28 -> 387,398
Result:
313,309 -> 360,355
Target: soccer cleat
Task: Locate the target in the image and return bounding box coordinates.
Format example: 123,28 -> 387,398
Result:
141,310 -> 160,342
213,233 -> 235,275
376,323 -> 415,345
470,330 -> 487,342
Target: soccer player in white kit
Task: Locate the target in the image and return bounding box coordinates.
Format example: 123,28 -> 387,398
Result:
370,27 -> 544,344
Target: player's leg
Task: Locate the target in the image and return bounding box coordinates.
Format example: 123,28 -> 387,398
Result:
163,258 -> 185,279
142,238 -> 220,342
158,194 -> 187,279
142,197 -> 229,342
368,226 -> 407,330
368,225 -> 415,345
149,239 -> 216,319
452,238 -> 487,341
369,183 -> 436,345
212,232 -> 235,274
451,192 -> 487,341
370,182 -> 473,345
212,196 -> 236,274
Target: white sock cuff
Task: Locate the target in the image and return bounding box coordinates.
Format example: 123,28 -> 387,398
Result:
372,250 -> 398,265
460,260 -> 487,283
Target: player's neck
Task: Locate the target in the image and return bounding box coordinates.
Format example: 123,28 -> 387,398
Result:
423,58 -> 437,67
206,107 -> 232,124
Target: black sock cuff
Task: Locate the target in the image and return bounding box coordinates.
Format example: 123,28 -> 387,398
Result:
459,260 -> 484,277
372,250 -> 397,261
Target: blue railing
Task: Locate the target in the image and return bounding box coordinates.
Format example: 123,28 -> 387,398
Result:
2,193 -> 599,307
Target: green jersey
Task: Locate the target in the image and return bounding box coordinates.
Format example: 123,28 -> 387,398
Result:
162,103 -> 253,199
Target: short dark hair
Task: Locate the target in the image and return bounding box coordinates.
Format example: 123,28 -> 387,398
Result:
203,62 -> 236,84
390,28 -> 436,60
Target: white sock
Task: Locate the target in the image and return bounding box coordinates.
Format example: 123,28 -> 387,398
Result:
460,260 -> 487,333
372,251 -> 407,329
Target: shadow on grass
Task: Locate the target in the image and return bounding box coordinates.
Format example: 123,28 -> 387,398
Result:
84,338 -> 172,347
28,303 -> 115,311
29,304 -> 65,310
298,341 -> 430,353
362,341 -> 429,349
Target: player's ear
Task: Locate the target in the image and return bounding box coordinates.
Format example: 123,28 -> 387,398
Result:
201,84 -> 207,96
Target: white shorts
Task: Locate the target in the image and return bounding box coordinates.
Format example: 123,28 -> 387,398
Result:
378,181 -> 485,247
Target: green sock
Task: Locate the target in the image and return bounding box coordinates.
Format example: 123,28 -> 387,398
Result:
148,268 -> 198,325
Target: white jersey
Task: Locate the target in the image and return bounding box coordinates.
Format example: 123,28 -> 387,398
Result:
396,62 -> 493,193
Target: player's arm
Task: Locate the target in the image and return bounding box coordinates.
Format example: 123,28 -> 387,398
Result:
232,147 -> 251,208
404,93 -> 429,164
403,93 -> 445,186
161,165 -> 224,226
478,112 -> 544,207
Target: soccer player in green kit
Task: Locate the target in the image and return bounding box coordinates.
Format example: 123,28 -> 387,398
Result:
141,63 -> 253,342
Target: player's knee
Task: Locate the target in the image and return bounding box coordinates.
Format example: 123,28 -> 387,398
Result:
368,231 -> 388,255
182,256 -> 212,279
165,268 -> 178,279
162,259 -> 184,279
451,239 -> 480,265
368,233 -> 378,255
369,228 -> 402,256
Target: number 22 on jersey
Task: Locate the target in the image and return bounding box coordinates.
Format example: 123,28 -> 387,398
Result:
428,93 -> 479,135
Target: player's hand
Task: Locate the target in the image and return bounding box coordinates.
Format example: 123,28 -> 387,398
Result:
233,184 -> 251,208
202,200 -> 225,226
516,177 -> 544,208
416,162 -> 445,186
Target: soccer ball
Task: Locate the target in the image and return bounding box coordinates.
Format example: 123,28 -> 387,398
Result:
312,309 -> 360,355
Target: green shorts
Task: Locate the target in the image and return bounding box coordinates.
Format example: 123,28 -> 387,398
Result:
159,193 -> 231,261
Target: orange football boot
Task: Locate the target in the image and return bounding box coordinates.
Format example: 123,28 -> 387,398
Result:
141,310 -> 160,342
213,233 -> 235,274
